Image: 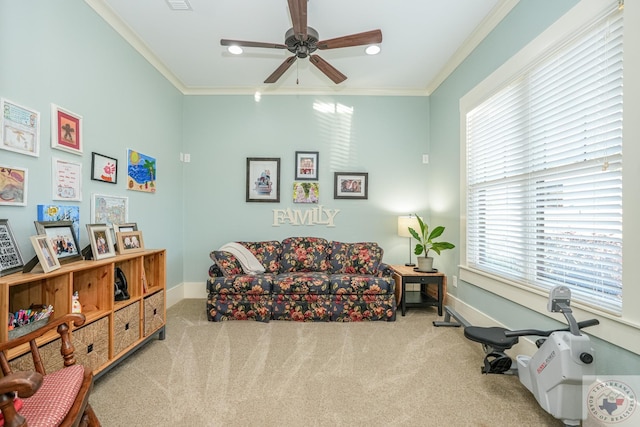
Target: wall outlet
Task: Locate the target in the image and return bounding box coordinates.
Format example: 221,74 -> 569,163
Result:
452,275 -> 458,287
422,154 -> 429,164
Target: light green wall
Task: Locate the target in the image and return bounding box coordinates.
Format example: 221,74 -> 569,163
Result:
430,0 -> 640,374
0,0 -> 185,288
181,95 -> 430,280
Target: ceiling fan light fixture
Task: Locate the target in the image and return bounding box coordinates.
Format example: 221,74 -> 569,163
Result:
228,45 -> 243,55
365,45 -> 381,55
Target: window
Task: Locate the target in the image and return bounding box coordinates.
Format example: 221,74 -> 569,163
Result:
464,4 -> 623,313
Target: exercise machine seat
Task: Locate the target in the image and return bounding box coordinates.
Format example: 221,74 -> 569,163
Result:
464,326 -> 519,351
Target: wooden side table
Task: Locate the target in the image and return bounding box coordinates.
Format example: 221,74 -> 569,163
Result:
390,265 -> 447,316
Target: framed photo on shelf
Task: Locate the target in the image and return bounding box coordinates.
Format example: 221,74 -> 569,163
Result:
116,230 -> 144,254
90,193 -> 128,226
334,172 -> 368,200
34,220 -> 82,264
86,224 -> 116,260
246,157 -> 280,203
113,222 -> 137,233
0,165 -> 28,206
30,235 -> 60,273
0,219 -> 24,276
91,152 -> 117,184
0,98 -> 40,157
295,151 -> 319,180
51,104 -> 82,155
52,158 -> 82,201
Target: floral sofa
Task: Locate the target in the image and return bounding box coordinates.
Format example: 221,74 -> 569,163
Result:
206,237 -> 396,322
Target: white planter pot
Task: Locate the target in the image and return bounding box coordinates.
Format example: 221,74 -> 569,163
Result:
416,256 -> 434,272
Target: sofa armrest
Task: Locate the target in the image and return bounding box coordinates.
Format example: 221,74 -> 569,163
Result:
209,264 -> 223,278
377,263 -> 394,277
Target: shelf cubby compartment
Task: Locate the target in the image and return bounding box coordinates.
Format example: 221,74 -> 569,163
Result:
72,264 -> 113,323
143,250 -> 166,295
115,257 -> 142,300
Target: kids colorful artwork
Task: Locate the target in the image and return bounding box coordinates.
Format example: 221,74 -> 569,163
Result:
127,149 -> 156,193
37,204 -> 80,241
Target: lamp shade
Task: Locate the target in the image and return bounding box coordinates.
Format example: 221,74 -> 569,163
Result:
397,216 -> 420,238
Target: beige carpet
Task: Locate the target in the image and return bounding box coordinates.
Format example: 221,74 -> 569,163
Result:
91,299 -> 562,426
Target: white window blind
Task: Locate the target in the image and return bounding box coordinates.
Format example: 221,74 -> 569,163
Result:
465,6 -> 623,313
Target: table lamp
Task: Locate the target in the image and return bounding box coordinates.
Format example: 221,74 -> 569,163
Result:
397,215 -> 420,266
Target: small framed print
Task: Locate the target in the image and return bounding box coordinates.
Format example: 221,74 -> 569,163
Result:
52,158 -> 82,201
86,224 -> 116,260
34,220 -> 82,264
334,172 -> 368,200
116,230 -> 144,254
246,157 -> 280,203
113,223 -> 138,233
0,219 -> 24,276
295,151 -> 319,180
0,165 -> 28,206
30,235 -> 60,273
0,98 -> 40,157
91,152 -> 117,184
51,104 -> 82,155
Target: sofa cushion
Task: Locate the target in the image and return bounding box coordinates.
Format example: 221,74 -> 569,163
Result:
238,241 -> 282,273
272,294 -> 331,321
207,274 -> 275,294
273,272 -> 331,294
211,251 -> 244,276
280,237 -> 330,272
329,242 -> 384,275
330,274 -> 394,295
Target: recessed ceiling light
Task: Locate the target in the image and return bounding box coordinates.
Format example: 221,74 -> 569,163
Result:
228,45 -> 243,55
365,45 -> 381,55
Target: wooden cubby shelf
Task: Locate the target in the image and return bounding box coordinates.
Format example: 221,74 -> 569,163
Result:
0,249 -> 166,378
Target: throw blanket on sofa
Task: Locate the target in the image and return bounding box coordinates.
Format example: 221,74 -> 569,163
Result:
219,242 -> 265,274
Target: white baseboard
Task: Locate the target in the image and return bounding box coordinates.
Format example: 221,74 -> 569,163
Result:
165,282 -> 206,308
446,294 -> 537,356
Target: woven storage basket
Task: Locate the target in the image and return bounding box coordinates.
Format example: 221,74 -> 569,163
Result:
144,290 -> 165,337
113,302 -> 141,356
72,316 -> 109,372
9,338 -> 64,374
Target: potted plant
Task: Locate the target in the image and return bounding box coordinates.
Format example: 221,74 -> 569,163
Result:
408,214 -> 455,272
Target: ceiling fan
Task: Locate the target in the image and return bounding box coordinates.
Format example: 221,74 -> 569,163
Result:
220,0 -> 382,84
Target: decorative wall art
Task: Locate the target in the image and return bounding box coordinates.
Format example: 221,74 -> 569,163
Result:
334,172 -> 368,200
0,219 -> 24,276
91,152 -> 117,184
246,157 -> 280,203
295,151 -> 319,180
34,221 -> 82,264
37,204 -> 80,243
293,182 -> 319,204
0,98 -> 40,157
51,104 -> 82,155
52,158 -> 82,201
90,193 -> 128,226
127,149 -> 156,193
0,165 -> 28,206
30,235 -> 60,273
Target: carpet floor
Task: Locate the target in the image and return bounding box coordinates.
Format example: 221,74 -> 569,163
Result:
91,299 -> 562,426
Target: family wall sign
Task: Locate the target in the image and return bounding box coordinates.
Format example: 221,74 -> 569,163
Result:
272,205 -> 340,227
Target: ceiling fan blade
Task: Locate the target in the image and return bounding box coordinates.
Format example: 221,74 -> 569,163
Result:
221,39 -> 287,49
317,29 -> 382,50
264,56 -> 297,83
288,0 -> 307,41
309,55 -> 347,84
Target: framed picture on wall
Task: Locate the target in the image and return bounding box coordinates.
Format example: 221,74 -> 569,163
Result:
91,152 -> 118,184
0,219 -> 24,276
246,157 -> 280,203
0,98 -> 40,157
51,104 -> 83,155
0,165 -> 28,206
90,193 -> 128,226
295,151 -> 319,180
334,172 -> 368,200
52,158 -> 82,201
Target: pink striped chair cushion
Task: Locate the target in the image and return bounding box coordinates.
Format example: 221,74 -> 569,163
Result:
19,364 -> 84,427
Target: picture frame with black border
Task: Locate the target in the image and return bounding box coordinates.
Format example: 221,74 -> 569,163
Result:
86,223 -> 116,260
246,157 -> 280,203
295,151 -> 319,180
0,219 -> 24,276
91,152 -> 118,184
116,230 -> 144,254
334,172 -> 368,200
30,235 -> 60,273
34,220 -> 82,264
